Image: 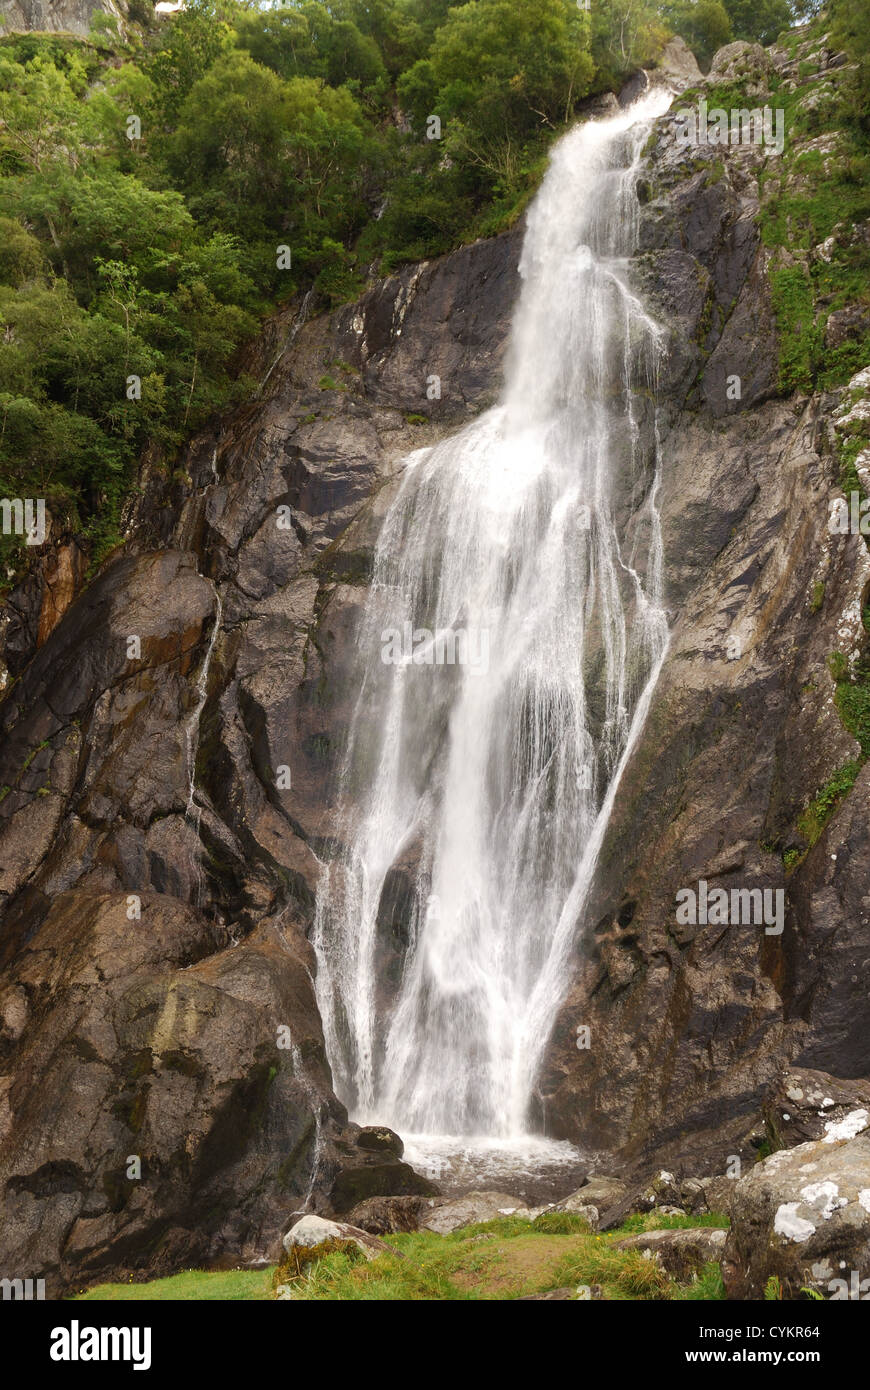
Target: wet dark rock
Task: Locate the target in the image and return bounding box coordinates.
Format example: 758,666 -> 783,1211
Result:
356,1125 -> 404,1157
345,1195 -> 433,1235
325,1121 -> 436,1214
328,1151 -> 438,1216
0,232 -> 508,1288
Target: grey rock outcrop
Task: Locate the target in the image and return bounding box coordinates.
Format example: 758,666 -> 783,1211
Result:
419,1190 -> 529,1235
615,1226 -> 728,1279
0,0 -> 127,38
282,1212 -> 396,1264
763,1070 -> 870,1151
723,1129 -> 870,1298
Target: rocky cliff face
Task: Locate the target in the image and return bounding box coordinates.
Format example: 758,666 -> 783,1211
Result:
538,36 -> 870,1172
0,230 -> 519,1290
0,0 -> 127,39
1,32 -> 868,1289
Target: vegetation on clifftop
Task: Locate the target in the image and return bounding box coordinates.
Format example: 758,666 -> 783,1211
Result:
0,0 -> 845,580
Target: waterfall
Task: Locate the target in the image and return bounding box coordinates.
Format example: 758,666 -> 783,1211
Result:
312,92 -> 672,1154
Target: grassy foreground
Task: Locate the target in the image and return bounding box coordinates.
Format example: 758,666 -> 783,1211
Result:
76,1212 -> 728,1302
75,1267 -> 275,1301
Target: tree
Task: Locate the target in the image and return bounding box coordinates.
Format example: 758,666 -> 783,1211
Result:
0,55 -> 88,174
591,0 -> 668,83
661,0 -> 732,68
168,51 -> 291,207
234,2 -> 388,96
400,0 -> 594,140
145,0 -> 238,121
721,0 -> 793,45
0,218 -> 47,288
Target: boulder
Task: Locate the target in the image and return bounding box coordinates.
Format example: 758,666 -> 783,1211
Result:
355,1125 -> 404,1157
723,1131 -> 870,1299
825,305 -> 870,350
699,1175 -> 740,1217
282,1214 -> 395,1265
419,1191 -> 529,1235
327,1125 -> 439,1214
615,1227 -> 728,1279
764,1070 -> 870,1150
679,1178 -> 709,1213
542,1203 -> 600,1231
555,1176 -> 628,1212
656,36 -> 703,88
709,41 -> 771,79
649,1170 -> 682,1206
345,1195 -> 433,1235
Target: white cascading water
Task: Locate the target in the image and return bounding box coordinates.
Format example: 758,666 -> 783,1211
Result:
313,92 -> 672,1173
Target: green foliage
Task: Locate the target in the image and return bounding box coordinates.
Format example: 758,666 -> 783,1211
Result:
144,0 -> 237,121
797,761 -> 861,845
661,0 -> 732,70
530,1210 -> 593,1234
0,0 -> 833,586
591,0 -> 668,87
721,0 -> 793,46
77,1208 -> 734,1301
402,0 -> 594,138
615,1210 -> 731,1232
756,10 -> 870,396
674,1261 -> 727,1300
234,2 -> 389,102
0,36 -> 262,574
768,265 -> 819,393
834,667 -> 870,758
829,0 -> 870,140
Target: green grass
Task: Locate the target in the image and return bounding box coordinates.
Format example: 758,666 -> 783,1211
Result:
614,1211 -> 730,1234
675,1262 -> 727,1300
74,1267 -> 275,1301
796,761 -> 862,848
756,50 -> 870,394
74,1210 -> 731,1301
283,1212 -> 729,1302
